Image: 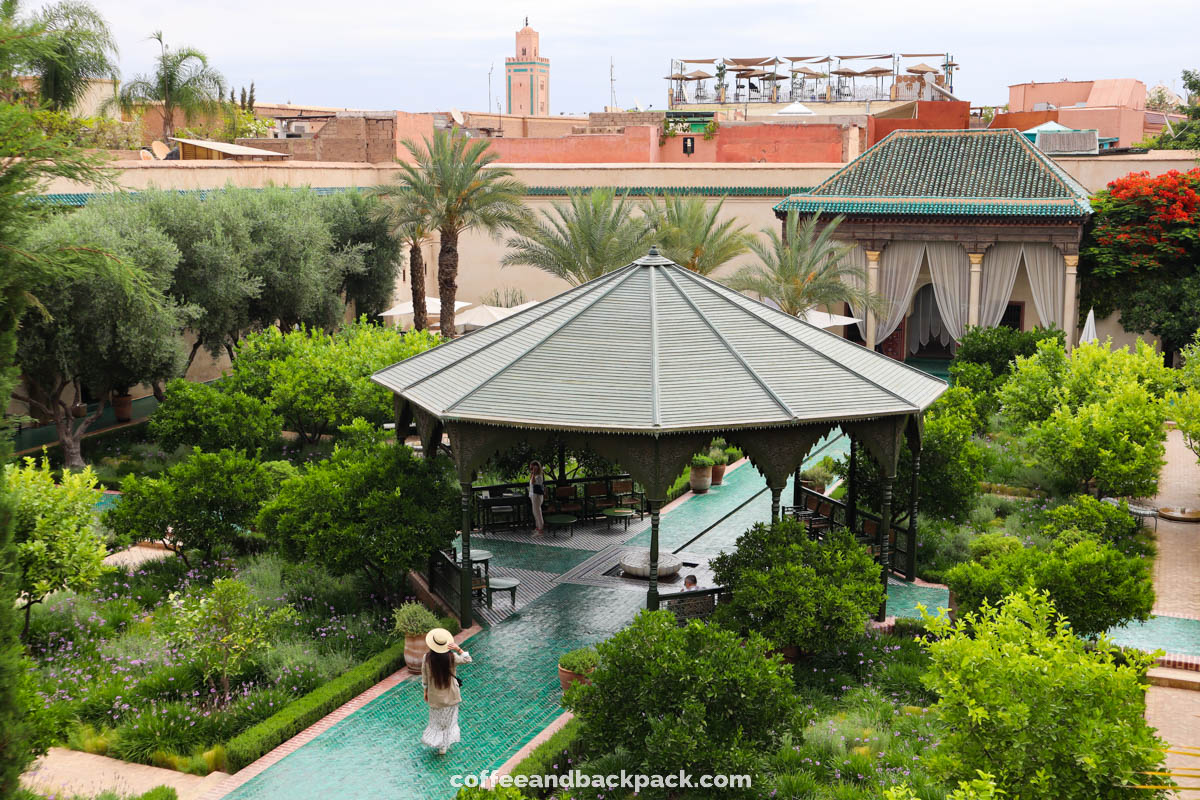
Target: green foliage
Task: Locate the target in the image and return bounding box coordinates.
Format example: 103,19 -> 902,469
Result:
707,446 -> 729,466
565,611 -> 800,796
1041,495 -> 1147,556
689,453 -> 714,468
509,717 -> 584,793
228,321 -> 440,445
885,772 -> 1003,800
839,386 -> 984,524
391,602 -> 440,636
31,110 -> 142,149
557,647 -> 599,673
150,379 -> 281,454
455,787 -> 530,800
5,457 -> 106,636
163,578 -> 296,696
1080,166 -> 1200,356
319,191 -> 403,320
257,439 -> 457,598
950,326 -> 1064,426
944,534 -> 1153,638
502,188 -> 650,286
710,521 -> 883,652
1179,330 -> 1200,464
225,639 -> 408,771
643,194 -> 751,275
117,31 -> 225,141
921,590 -> 1165,799
727,211 -> 883,317
105,448 -> 283,564
23,1 -> 119,113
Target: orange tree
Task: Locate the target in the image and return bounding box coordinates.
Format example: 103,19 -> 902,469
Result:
1079,168 -> 1200,360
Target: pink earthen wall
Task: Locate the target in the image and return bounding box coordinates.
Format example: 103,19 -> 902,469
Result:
484,125 -> 658,163
394,112 -> 436,161
868,101 -> 971,145
1009,81 -> 1094,112
714,124 -> 846,163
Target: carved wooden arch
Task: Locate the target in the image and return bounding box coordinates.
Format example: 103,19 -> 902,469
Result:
842,415 -> 912,479
563,431 -> 712,499
727,423 -> 835,490
442,421 -> 555,482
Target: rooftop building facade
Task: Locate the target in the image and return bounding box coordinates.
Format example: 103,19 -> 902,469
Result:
996,79 -> 1185,148
505,21 -> 550,116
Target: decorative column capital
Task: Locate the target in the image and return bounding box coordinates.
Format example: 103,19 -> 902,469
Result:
968,252 -> 985,268
1063,254 -> 1079,270
864,250 -> 882,264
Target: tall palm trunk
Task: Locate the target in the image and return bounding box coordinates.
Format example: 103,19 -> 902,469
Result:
437,229 -> 460,335
408,238 -> 427,331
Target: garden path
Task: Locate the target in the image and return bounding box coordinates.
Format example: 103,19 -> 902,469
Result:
24,747 -> 229,800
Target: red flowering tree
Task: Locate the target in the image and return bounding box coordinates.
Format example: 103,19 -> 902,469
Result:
1080,168 -> 1200,360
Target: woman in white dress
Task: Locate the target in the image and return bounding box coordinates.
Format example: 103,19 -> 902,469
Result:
529,460 -> 546,537
421,628 -> 472,754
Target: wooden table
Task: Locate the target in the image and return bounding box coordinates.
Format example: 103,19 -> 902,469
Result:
602,507 -> 635,531
544,514 -> 576,538
459,549 -> 494,586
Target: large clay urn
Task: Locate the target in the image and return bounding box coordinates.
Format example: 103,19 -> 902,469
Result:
404,634 -> 430,674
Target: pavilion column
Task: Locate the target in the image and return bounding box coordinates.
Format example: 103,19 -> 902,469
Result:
864,250 -> 881,350
846,436 -> 858,534
769,483 -> 784,523
646,500 -> 663,611
876,474 -> 894,622
458,480 -> 474,628
1062,254 -> 1079,350
967,252 -> 984,328
792,467 -> 801,507
906,440 -> 920,581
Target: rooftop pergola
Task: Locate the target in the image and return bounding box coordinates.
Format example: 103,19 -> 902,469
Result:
373,249 -> 947,626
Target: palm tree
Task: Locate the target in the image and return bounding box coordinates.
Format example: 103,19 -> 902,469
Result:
397,129 -> 527,334
502,188 -> 651,286
727,211 -> 885,318
28,1 -> 117,112
372,182 -> 436,330
644,194 -> 751,275
116,31 -> 224,142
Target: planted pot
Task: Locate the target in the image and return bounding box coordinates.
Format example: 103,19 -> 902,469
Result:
557,665 -> 592,693
711,463 -> 727,485
404,634 -> 430,674
111,393 -> 133,423
71,403 -> 88,419
689,465 -> 713,494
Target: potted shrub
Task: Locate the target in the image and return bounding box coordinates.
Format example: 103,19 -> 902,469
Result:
393,602 -> 442,674
111,389 -> 133,422
709,440 -> 729,485
558,647 -> 599,692
689,454 -> 715,494
799,463 -> 833,494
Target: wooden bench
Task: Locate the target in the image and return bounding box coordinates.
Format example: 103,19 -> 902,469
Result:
486,577 -> 520,608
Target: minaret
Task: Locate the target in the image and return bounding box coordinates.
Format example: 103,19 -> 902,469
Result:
504,19 -> 549,116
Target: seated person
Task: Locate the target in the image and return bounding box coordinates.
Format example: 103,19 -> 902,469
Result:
682,574 -> 704,592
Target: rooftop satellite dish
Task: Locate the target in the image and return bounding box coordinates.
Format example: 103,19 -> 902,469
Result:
150,141 -> 170,160
450,108 -> 465,126
634,97 -> 644,112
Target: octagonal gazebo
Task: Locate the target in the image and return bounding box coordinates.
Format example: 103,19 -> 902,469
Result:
373,249 -> 947,626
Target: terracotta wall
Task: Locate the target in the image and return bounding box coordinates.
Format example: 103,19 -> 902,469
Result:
1009,81 -> 1094,112
394,112 -> 436,159
990,110 -> 1059,131
461,112 -> 583,138
483,125 -> 658,163
869,101 -> 971,145
714,124 -> 847,163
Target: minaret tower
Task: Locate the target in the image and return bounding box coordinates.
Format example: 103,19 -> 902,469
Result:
504,18 -> 549,116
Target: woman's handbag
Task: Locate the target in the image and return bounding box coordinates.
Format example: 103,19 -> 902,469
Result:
454,675 -> 464,687
532,480 -> 544,496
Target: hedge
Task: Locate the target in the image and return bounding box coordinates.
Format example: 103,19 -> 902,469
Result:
225,639 -> 408,771
508,717 -> 583,793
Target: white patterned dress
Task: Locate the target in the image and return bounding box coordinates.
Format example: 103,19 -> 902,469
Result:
421,650 -> 472,752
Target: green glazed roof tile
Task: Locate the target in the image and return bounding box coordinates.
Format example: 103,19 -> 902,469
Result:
773,129 -> 1092,219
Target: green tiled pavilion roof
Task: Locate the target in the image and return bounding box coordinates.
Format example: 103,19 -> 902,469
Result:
774,129 -> 1092,219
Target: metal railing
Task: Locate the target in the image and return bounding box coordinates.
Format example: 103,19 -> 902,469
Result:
470,473 -> 645,531
659,586 -> 730,625
425,549 -> 462,616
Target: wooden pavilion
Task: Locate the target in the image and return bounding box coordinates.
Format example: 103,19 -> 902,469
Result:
372,249 -> 947,626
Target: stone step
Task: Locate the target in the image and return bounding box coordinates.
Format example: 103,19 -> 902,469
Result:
1149,667 -> 1200,690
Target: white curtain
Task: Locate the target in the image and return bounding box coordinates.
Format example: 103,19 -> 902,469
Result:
1022,243 -> 1065,329
925,242 -> 970,341
907,283 -> 952,355
980,243 -> 1023,328
876,241 -> 925,342
840,244 -> 869,340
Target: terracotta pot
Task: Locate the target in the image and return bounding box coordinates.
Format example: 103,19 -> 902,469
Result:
71,403 -> 88,419
404,634 -> 430,674
689,465 -> 713,494
558,665 -> 592,693
774,645 -> 802,664
111,393 -> 133,423
711,463 -> 727,485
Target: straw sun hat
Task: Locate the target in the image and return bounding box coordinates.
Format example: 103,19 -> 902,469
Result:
425,628 -> 455,653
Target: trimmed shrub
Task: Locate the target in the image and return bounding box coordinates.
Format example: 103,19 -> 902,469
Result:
711,520 -> 883,652
508,717 -> 584,794
224,639 -> 408,771
557,648 -> 599,674
1041,495 -> 1149,557
150,379 -> 282,455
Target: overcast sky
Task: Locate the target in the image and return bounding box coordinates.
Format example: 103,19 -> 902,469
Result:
78,0 -> 1198,114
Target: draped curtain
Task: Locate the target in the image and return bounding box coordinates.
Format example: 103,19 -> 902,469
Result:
908,283 -> 952,355
1022,244 -> 1065,329
980,243 -> 1023,328
925,242 -> 970,341
876,241 -> 925,342
840,244 -> 869,339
